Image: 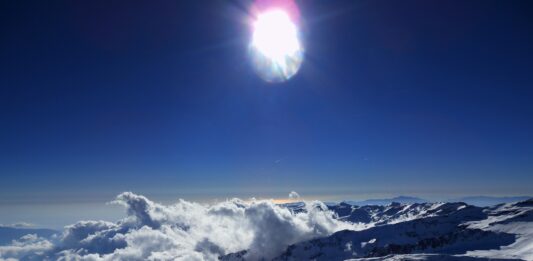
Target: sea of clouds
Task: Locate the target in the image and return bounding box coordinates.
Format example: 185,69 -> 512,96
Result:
0,192 -> 359,260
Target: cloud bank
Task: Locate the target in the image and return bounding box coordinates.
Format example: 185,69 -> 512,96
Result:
0,192 -> 356,260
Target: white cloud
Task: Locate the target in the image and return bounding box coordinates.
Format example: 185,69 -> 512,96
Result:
0,192 -> 357,261
0,234 -> 54,260
288,191 -> 300,199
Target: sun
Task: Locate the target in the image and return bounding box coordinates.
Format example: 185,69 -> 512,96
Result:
249,9 -> 304,83
252,10 -> 300,64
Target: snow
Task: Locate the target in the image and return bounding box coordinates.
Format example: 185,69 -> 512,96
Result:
463,200 -> 533,261
348,253 -> 520,260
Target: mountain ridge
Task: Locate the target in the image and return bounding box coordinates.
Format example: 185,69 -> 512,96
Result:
223,198 -> 532,261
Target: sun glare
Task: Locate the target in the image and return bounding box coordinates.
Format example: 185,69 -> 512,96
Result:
249,9 -> 304,83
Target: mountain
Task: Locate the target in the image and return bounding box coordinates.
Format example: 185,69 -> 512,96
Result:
462,198 -> 533,259
344,196 -> 427,206
451,196 -> 532,207
223,198 -> 532,261
346,254 -> 520,260
0,226 -> 57,245
327,201 -> 472,225
273,199 -> 532,260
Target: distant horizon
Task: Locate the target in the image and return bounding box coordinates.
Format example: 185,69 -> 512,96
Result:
1,188 -> 532,204
0,192 -> 531,230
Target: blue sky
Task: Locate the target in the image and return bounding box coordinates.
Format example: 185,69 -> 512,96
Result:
1,0 -> 532,213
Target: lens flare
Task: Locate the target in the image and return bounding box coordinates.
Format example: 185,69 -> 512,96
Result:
249,2 -> 304,83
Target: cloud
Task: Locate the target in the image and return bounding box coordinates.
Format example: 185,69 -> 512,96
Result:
0,222 -> 34,228
0,234 -> 53,260
0,192 -> 356,260
288,191 -> 300,199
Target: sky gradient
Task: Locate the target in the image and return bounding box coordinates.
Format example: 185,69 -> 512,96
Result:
1,0 -> 532,215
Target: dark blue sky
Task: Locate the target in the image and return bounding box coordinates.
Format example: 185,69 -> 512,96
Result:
1,0 -> 532,204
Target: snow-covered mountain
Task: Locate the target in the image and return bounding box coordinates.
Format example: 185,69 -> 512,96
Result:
451,196 -> 532,207
327,201 -> 472,225
343,196 -> 428,206
272,199 -> 533,260
225,199 -> 532,261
